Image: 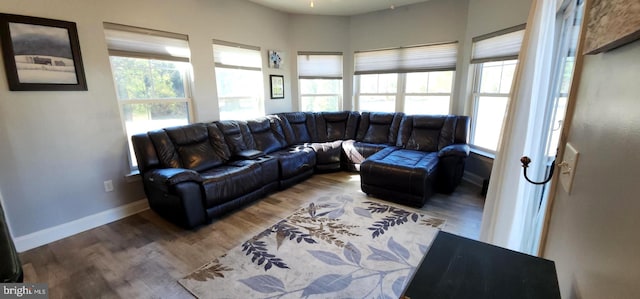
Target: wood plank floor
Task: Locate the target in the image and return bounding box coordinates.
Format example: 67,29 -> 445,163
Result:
19,172 -> 484,298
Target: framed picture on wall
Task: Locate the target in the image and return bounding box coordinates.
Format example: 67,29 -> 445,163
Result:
0,13 -> 87,91
270,75 -> 284,99
583,0 -> 640,54
268,50 -> 283,69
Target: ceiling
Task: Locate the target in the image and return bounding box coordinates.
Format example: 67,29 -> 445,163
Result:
248,0 -> 432,16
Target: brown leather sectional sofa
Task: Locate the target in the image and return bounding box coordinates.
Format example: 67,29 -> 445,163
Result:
132,111 -> 470,228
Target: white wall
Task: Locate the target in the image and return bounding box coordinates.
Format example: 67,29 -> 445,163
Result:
544,40 -> 640,299
287,15 -> 351,111
0,0 -> 292,238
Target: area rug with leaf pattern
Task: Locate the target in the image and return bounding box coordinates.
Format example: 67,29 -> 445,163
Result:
178,193 -> 445,299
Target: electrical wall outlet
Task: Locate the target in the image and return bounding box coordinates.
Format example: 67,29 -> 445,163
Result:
559,143 -> 579,194
104,180 -> 114,192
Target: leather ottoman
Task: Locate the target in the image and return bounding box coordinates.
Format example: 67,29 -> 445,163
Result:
360,147 -> 438,207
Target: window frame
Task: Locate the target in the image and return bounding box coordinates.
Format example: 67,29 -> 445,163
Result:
298,79 -> 344,112
403,71 -> 455,115
468,24 -> 526,155
354,71 -> 455,114
469,60 -> 517,154
353,42 -> 457,114
110,56 -> 194,171
297,52 -> 344,112
104,24 -> 195,172
213,40 -> 265,120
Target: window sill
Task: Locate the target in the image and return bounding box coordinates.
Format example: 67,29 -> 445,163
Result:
124,170 -> 141,183
469,147 -> 496,160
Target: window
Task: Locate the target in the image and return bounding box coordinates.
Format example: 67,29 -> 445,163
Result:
471,60 -> 517,151
213,41 -> 264,120
544,0 -> 583,156
354,42 -> 457,114
297,52 -> 343,112
404,71 -> 454,115
470,24 -> 525,152
358,73 -> 398,112
104,23 -> 193,170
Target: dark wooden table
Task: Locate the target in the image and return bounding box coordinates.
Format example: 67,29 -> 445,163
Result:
403,231 -> 561,299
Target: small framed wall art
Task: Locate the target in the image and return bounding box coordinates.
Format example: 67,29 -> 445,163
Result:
270,75 -> 284,99
268,50 -> 282,69
0,13 -> 87,91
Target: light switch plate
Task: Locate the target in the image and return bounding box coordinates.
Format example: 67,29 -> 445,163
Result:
559,143 -> 579,194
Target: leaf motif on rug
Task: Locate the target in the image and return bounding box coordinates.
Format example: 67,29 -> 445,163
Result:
301,273 -> 353,297
183,258 -> 233,282
421,217 -> 446,228
242,200 -> 362,271
295,237 -> 420,298
363,201 -> 424,238
242,235 -> 292,271
179,193 -> 446,299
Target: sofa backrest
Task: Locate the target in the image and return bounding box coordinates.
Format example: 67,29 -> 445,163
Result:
314,111 -> 360,142
454,115 -> 470,144
132,133 -> 159,173
356,112 -> 404,145
397,115 -> 470,152
278,112 -> 316,145
132,112 -> 471,174
247,116 -> 288,154
148,123 -> 231,172
215,120 -> 256,155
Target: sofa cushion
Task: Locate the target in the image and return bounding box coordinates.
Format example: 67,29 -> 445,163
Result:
314,111 -> 359,142
396,115 -> 456,152
356,112 -> 404,144
310,140 -> 343,166
269,147 -> 316,179
247,117 -> 287,154
342,140 -> 390,167
148,130 -> 182,169
216,120 -> 256,155
200,160 -> 262,206
163,124 -> 230,172
278,112 -> 316,145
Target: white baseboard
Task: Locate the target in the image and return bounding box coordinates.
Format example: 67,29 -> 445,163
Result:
13,199 -> 149,252
463,171 -> 485,188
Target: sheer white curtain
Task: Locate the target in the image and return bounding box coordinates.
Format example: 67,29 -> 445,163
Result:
479,0 -> 557,253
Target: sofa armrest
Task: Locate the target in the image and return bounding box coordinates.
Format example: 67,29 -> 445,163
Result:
438,144 -> 470,158
234,149 -> 265,160
146,168 -> 203,186
436,144 -> 470,194
142,169 -> 207,228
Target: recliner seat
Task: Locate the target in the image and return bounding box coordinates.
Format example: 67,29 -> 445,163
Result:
247,116 -> 316,189
342,112 -> 404,171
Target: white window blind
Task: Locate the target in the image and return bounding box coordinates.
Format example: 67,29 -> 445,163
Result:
103,22 -> 190,62
471,24 -> 526,63
297,52 -> 343,79
354,42 -> 458,75
213,40 -> 262,70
